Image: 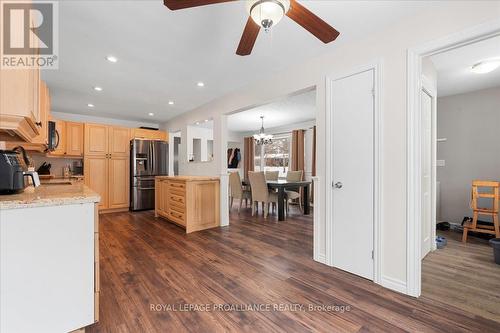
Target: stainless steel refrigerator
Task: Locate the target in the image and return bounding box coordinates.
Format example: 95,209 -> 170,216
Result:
130,139 -> 168,211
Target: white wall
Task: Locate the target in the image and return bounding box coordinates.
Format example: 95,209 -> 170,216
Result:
187,124 -> 214,162
162,2 -> 500,293
437,86 -> 500,224
51,111 -> 159,129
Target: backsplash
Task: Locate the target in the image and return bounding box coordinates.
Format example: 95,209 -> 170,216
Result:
31,153 -> 84,177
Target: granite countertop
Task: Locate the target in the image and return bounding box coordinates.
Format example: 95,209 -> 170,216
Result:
155,175 -> 220,182
0,183 -> 100,210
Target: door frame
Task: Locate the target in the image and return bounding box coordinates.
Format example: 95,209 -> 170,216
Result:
325,61 -> 382,284
420,75 -> 438,258
406,19 -> 500,297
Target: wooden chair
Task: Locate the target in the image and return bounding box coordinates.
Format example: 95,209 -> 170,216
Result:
229,172 -> 251,213
265,171 -> 279,181
285,170 -> 303,213
248,171 -> 278,218
462,180 -> 500,243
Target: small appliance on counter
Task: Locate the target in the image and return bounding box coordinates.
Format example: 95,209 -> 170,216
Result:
0,148 -> 40,194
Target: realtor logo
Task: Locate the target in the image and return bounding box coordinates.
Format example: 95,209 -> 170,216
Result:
1,1 -> 58,69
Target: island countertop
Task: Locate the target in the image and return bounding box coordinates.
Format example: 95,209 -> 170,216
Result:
155,175 -> 220,182
0,183 -> 100,210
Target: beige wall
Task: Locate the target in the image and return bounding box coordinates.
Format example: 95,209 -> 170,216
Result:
437,86 -> 500,224
163,2 -> 500,292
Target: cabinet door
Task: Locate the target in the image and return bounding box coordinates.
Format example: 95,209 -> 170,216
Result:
51,120 -> 66,156
108,157 -> 129,209
66,122 -> 84,156
84,157 -> 109,209
31,81 -> 48,145
85,124 -> 108,156
161,181 -> 169,214
109,126 -> 130,157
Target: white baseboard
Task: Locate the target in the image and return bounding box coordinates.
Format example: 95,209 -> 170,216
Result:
314,253 -> 327,265
380,275 -> 407,295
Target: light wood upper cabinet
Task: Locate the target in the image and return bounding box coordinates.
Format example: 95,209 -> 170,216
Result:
50,120 -> 66,156
108,156 -> 129,209
0,6 -> 42,142
66,122 -> 84,156
31,81 -> 50,145
84,156 -> 109,209
131,128 -> 167,141
0,68 -> 40,141
109,127 -> 130,157
85,124 -> 109,156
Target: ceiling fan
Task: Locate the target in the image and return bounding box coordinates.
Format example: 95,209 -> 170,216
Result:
163,0 -> 340,56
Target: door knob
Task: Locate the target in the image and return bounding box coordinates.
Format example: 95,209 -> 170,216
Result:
334,182 -> 343,189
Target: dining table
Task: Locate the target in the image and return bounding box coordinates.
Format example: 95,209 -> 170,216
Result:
243,179 -> 312,221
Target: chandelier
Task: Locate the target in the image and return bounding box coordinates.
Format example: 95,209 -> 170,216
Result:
253,116 -> 273,145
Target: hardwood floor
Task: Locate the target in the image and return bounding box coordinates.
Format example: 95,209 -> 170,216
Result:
87,209 -> 500,333
422,229 -> 500,323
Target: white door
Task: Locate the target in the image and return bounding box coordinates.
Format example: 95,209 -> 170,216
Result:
331,69 -> 374,280
421,89 -> 433,258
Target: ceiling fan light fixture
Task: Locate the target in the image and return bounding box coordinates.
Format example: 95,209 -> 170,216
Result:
247,0 -> 290,31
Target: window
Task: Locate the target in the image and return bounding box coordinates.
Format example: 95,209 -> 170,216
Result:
254,134 -> 291,177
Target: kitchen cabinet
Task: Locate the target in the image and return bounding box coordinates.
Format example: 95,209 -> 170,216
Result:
84,124 -> 130,212
31,81 -> 50,145
155,176 -> 220,233
131,128 -> 168,141
84,156 -> 109,209
85,124 -> 108,156
0,7 -> 41,142
66,122 -> 84,156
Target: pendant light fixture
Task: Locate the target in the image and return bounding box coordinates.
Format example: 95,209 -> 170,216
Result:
253,116 -> 273,145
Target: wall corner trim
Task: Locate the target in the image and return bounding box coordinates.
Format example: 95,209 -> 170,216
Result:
381,276 -> 408,295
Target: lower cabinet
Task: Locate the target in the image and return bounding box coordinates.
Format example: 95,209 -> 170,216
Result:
85,156 -> 129,211
155,177 -> 220,233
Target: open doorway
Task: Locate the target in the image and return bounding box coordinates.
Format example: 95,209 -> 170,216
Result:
225,88 -> 316,231
419,35 -> 500,322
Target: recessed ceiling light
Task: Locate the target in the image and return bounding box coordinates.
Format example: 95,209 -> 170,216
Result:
196,122 -> 200,125
93,86 -> 103,91
471,60 -> 500,74
87,103 -> 95,108
204,119 -> 209,122
197,82 -> 205,87
148,112 -> 154,116
168,101 -> 174,105
106,55 -> 118,63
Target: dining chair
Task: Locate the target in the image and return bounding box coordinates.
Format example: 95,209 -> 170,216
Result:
229,172 -> 252,213
285,170 -> 303,213
248,171 -> 278,218
265,171 -> 279,181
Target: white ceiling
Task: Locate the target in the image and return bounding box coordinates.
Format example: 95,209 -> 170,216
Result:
43,1 -> 450,122
227,89 -> 315,132
430,35 -> 500,97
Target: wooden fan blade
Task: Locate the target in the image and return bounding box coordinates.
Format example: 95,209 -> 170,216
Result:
286,0 -> 339,43
163,0 -> 236,11
236,17 -> 260,56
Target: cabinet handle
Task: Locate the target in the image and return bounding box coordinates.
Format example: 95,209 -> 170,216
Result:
35,121 -> 42,127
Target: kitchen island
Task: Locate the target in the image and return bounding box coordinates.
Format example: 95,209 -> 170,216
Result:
155,176 -> 220,233
0,183 -> 100,333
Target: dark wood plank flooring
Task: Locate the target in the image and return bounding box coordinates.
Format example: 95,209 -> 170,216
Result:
87,209 -> 500,332
422,229 -> 500,323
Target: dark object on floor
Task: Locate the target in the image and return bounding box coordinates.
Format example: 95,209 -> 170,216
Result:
436,236 -> 447,249
462,216 -> 494,227
437,222 -> 450,231
490,238 -> 500,265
